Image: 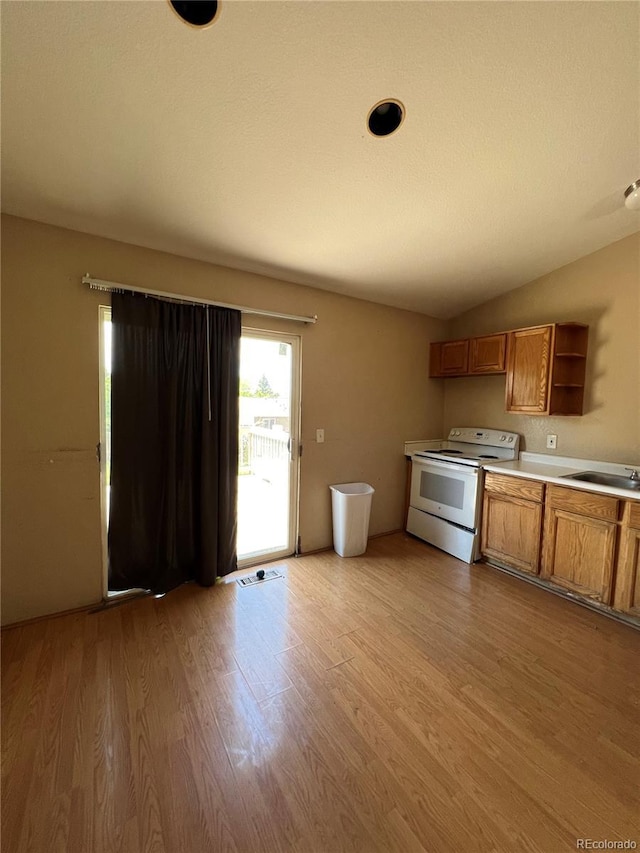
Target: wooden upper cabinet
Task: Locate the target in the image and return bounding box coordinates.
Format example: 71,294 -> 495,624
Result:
469,333 -> 506,374
428,342 -> 441,377
547,323 -> 588,416
430,323 -> 587,416
429,339 -> 468,377
505,323 -> 588,416
505,325 -> 553,413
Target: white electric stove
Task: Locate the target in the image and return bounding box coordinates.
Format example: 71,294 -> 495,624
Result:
407,428 -> 521,562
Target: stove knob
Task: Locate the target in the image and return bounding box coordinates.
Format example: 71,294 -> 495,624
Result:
500,435 -> 506,441
508,436 -> 514,442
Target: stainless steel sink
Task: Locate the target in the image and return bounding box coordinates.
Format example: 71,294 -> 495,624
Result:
562,471 -> 640,491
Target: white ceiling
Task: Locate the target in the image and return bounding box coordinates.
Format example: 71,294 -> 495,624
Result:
2,1 -> 639,318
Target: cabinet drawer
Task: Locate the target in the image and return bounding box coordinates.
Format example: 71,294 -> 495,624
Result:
484,473 -> 544,503
546,484 -> 619,521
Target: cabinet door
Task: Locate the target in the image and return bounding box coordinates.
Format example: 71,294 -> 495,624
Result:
612,503 -> 640,615
541,507 -> 617,603
505,326 -> 553,413
440,340 -> 469,375
429,340 -> 469,377
469,334 -> 506,374
612,527 -> 640,616
481,492 -> 543,574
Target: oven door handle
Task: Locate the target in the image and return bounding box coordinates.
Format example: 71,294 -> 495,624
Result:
411,457 -> 480,476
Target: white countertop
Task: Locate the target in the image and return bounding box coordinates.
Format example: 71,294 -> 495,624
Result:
483,452 -> 640,502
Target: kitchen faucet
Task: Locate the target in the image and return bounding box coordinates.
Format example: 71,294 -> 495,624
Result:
625,467 -> 640,481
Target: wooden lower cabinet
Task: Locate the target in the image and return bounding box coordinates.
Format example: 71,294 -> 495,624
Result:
540,486 -> 619,604
612,502 -> 640,616
481,475 -> 640,620
481,473 -> 544,574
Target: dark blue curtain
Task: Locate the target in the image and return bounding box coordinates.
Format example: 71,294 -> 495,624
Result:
108,292 -> 240,593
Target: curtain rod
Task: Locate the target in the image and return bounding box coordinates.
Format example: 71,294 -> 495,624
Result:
82,275 -> 318,325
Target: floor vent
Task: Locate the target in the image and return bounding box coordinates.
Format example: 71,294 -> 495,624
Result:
237,569 -> 283,587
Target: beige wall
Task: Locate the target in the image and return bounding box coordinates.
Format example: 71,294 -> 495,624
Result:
5,214 -> 636,625
444,232 -> 640,462
1,215 -> 446,625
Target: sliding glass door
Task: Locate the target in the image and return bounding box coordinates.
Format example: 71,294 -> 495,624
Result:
99,315 -> 301,590
237,330 -> 301,565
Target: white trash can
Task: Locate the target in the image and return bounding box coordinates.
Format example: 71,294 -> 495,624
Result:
329,482 -> 375,557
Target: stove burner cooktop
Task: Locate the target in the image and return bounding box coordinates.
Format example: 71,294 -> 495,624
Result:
412,428 -> 521,469
429,449 -> 499,460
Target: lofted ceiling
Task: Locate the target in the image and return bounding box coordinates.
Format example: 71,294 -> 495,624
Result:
1,0 -> 639,318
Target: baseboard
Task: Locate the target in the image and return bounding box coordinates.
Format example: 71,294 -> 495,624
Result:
298,529 -> 402,557
2,531 -> 407,628
1,599 -> 103,631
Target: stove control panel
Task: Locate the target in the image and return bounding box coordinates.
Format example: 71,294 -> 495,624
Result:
447,428 -> 520,451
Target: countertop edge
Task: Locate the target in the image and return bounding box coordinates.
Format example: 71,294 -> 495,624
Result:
483,460 -> 640,502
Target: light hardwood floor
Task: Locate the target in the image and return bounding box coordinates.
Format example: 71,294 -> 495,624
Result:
2,533 -> 640,852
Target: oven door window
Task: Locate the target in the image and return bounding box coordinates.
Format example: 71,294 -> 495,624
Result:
419,470 -> 465,509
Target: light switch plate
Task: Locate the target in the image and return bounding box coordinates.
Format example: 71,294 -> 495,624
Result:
546,434 -> 557,449
316,429 -> 325,443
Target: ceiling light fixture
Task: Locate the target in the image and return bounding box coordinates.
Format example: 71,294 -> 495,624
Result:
624,180 -> 640,211
367,100 -> 405,137
169,0 -> 219,28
